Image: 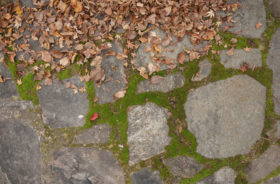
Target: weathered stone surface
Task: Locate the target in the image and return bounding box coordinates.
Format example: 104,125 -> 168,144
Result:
137,73 -> 185,93
94,41 -> 127,104
0,118 -> 41,184
130,167 -> 163,184
74,124 -> 111,144
50,147 -> 125,184
184,75 -> 266,158
38,76 -> 89,128
264,175 -> 280,184
192,59 -> 212,81
266,121 -> 280,140
269,0 -> 280,18
127,102 -> 171,165
0,167 -> 11,184
196,167 -> 236,184
135,28 -> 208,72
220,49 -> 262,69
245,145 -> 280,183
163,156 -> 204,178
225,0 -> 266,38
267,28 -> 280,115
0,63 -> 18,99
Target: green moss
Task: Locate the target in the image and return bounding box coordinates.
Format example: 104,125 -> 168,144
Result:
57,64 -> 82,80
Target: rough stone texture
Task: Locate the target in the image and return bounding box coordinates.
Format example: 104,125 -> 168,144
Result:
0,167 -> 11,184
196,167 -> 236,184
135,28 -> 208,72
38,76 -> 89,128
137,73 -> 185,93
269,0 -> 280,18
74,124 -> 111,144
220,49 -> 262,69
225,0 -> 266,38
264,175 -> 280,184
127,102 -> 171,165
184,75 -> 266,158
130,167 -> 163,184
94,41 -> 127,104
0,118 -> 41,184
266,121 -> 280,140
245,145 -> 280,183
0,63 -> 19,99
50,147 -> 125,184
163,156 -> 204,178
267,28 -> 280,115
192,59 -> 212,81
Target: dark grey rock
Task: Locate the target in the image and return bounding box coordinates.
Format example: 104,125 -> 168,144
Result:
38,76 -> 89,128
264,175 -> 280,184
94,41 -> 127,104
163,156 -> 204,178
184,75 -> 266,158
137,73 -> 185,93
196,167 -> 236,184
0,167 -> 11,184
127,102 -> 171,165
269,0 -> 280,18
192,59 -> 212,81
245,145 -> 280,183
0,62 -> 18,99
130,167 -> 163,184
0,118 -> 41,184
74,124 -> 111,144
50,147 -> 125,184
267,28 -> 280,115
220,49 -> 262,69
225,0 -> 266,38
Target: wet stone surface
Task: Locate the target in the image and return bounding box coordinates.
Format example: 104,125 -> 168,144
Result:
130,167 -> 163,184
163,156 -> 204,178
49,147 -> 125,184
185,75 -> 266,158
195,167 -> 236,184
192,59 -> 212,81
245,145 -> 280,183
220,49 -> 262,69
137,73 -> 185,93
127,102 -> 171,165
38,76 -> 89,128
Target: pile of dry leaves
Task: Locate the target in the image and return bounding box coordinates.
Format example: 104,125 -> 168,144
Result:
0,0 -> 239,87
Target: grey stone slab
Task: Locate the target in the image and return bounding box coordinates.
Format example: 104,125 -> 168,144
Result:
0,118 -> 41,184
137,73 -> 185,93
220,49 -> 262,69
184,75 -> 266,158
196,167 -> 236,184
245,145 -> 280,183
0,167 -> 11,184
130,167 -> 163,184
226,0 -> 266,38
0,63 -> 18,99
269,0 -> 280,18
74,124 -> 111,144
94,41 -> 127,104
267,28 -> 280,115
264,175 -> 280,184
38,76 -> 89,128
127,102 -> 171,165
163,156 -> 204,178
50,147 -> 125,184
192,59 -> 212,81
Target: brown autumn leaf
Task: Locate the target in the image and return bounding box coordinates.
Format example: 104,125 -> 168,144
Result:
256,22 -> 263,30
50,50 -> 63,59
189,51 -> 200,61
41,51 -> 53,62
226,47 -> 234,56
59,57 -> 70,66
243,47 -> 251,52
150,75 -> 164,84
114,90 -> 126,99
177,52 -> 186,64
127,31 -> 137,40
105,7 -> 112,15
58,1 -> 67,12
231,38 -> 238,44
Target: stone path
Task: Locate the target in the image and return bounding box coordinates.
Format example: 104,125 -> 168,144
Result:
1,0 -> 280,184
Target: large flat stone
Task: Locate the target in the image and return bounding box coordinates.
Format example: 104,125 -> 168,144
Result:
269,0 -> 280,18
226,0 -> 266,38
50,147 -> 125,184
38,76 -> 89,128
0,63 -> 18,99
196,167 -> 236,184
245,145 -> 280,183
163,156 -> 204,178
184,75 -> 266,158
130,167 -> 163,184
267,28 -> 280,115
127,102 -> 171,165
137,73 -> 185,93
220,49 -> 262,69
0,118 -> 41,184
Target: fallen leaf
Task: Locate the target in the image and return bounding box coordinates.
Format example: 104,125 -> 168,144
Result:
17,79 -> 22,85
114,90 -> 126,99
58,1 -> 67,12
0,75 -> 3,83
127,31 -> 137,40
90,113 -> 99,121
59,57 -> 70,66
36,84 -> 42,90
41,51 -> 53,62
243,47 -> 251,52
65,81 -> 71,88
50,50 -> 63,59
256,22 -> 262,30
150,75 -> 164,84
226,47 -> 234,56
177,52 -> 186,64
230,38 -> 238,44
